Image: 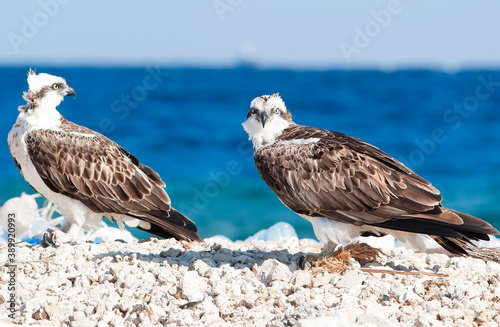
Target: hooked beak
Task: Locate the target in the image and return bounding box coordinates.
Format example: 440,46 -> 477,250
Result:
64,87 -> 76,98
259,111 -> 269,128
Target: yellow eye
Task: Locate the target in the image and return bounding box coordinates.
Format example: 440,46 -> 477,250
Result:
52,83 -> 59,90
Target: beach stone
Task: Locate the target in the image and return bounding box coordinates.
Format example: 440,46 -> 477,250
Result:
355,306 -> 392,326
215,294 -> 232,316
493,287 -> 500,298
474,310 -> 492,325
181,270 -> 209,302
481,322 -> 499,327
390,284 -> 407,302
73,276 -> 90,288
214,251 -> 233,264
70,316 -> 96,327
425,299 -> 443,313
33,307 -> 49,320
241,294 -> 260,309
437,307 -> 452,320
193,259 -> 212,277
258,259 -> 292,286
335,270 -> 366,288
294,270 -> 312,287
116,297 -> 139,313
84,305 -> 96,317
415,312 -> 437,327
453,257 -> 487,273
125,312 -> 141,326
323,292 -> 340,308
414,282 -> 426,296
402,289 -> 422,304
399,305 -> 418,322
159,247 -> 182,258
232,254 -> 253,265
144,303 -> 166,323
198,297 -> 220,318
43,304 -> 65,321
241,282 -> 260,295
312,273 -> 332,288
426,253 -> 449,267
486,261 -> 500,274
263,250 -> 290,263
70,311 -> 86,322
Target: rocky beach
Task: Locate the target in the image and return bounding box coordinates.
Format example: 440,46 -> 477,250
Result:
1,231 -> 500,327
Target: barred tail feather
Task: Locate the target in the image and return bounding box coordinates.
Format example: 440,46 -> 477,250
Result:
135,208 -> 202,242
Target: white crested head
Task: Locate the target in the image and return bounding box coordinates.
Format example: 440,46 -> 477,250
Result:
27,69 -> 67,94
22,69 -> 76,112
242,93 -> 293,148
17,69 -> 76,130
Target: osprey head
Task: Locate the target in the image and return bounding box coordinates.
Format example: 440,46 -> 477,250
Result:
242,93 -> 293,148
24,69 -> 76,110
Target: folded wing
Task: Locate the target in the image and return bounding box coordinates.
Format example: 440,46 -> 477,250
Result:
255,125 -> 497,253
26,120 -> 201,241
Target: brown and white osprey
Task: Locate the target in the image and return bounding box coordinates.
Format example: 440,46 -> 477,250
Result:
8,70 -> 202,242
243,93 -> 498,255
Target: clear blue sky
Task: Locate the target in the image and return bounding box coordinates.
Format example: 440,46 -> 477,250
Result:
1,1 -> 500,70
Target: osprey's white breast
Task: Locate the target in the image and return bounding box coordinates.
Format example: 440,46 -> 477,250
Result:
9,106 -> 62,170
8,113 -> 60,204
8,119 -> 28,168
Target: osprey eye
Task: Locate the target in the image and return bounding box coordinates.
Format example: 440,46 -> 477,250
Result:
272,108 -> 280,114
52,83 -> 59,90
250,108 -> 257,114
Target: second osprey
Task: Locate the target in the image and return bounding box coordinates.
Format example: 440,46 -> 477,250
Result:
243,93 -> 498,255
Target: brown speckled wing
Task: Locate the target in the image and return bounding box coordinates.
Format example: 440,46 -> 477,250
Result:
26,119 -> 201,241
255,124 -> 497,252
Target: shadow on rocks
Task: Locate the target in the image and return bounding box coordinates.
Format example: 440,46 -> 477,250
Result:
95,242 -> 308,272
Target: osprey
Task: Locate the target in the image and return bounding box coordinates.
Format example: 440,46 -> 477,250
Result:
243,93 -> 498,255
8,70 -> 202,242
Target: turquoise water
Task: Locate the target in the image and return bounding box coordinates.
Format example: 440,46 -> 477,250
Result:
2,67 -> 500,240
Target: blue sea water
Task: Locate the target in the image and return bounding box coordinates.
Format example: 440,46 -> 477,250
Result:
1,67 -> 500,241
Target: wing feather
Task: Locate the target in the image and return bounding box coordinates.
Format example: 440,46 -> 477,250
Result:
254,125 -> 444,224
255,124 -> 498,247
25,120 -> 201,241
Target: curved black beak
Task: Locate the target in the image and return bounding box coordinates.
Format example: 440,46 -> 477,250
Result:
64,87 -> 76,98
259,111 -> 269,128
